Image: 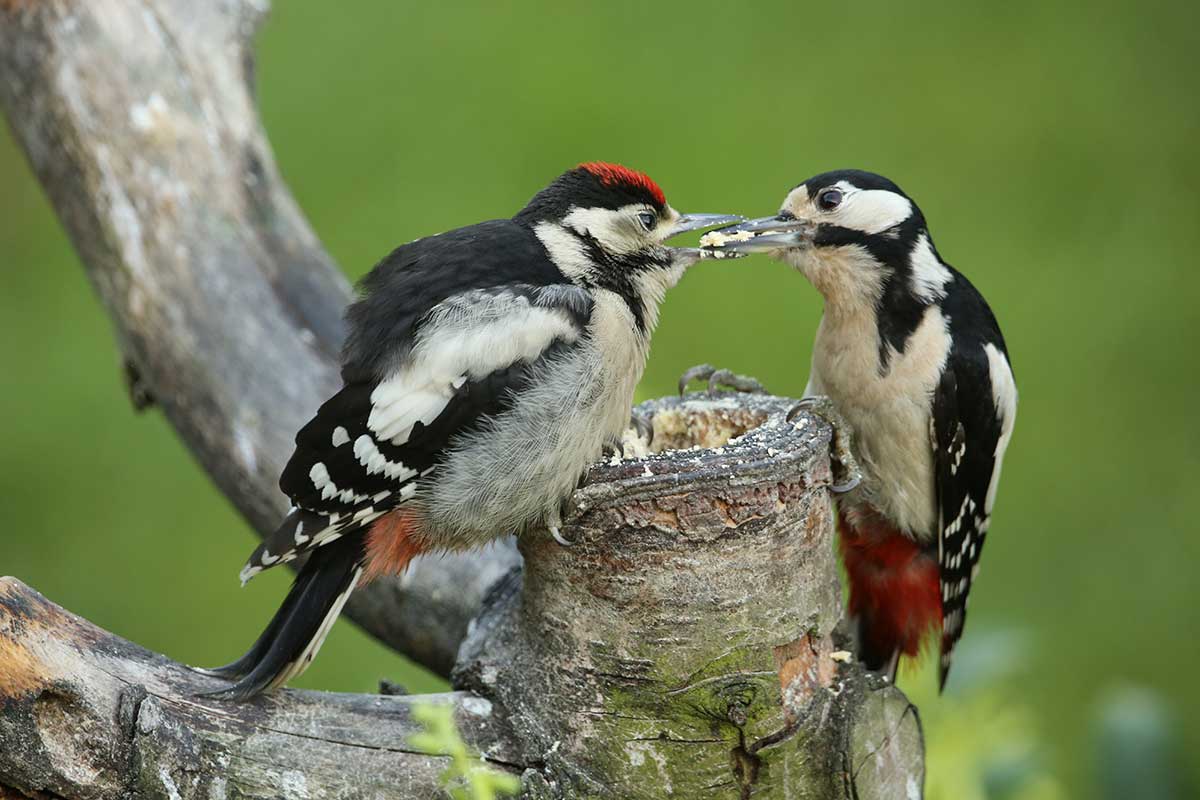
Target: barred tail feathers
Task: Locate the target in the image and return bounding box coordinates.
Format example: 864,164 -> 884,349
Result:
200,535 -> 364,700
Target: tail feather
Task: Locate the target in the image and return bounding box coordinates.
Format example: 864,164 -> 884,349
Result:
193,619 -> 283,680
199,536 -> 364,700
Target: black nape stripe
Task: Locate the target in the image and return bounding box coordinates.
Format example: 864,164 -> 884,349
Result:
814,218 -> 936,371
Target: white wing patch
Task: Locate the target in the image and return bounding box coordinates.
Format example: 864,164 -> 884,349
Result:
330,426 -> 351,447
368,292 -> 581,446
353,434 -> 418,481
309,462 -> 370,505
368,378 -> 460,443
983,343 -> 1018,512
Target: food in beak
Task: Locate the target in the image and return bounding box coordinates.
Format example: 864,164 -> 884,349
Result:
696,247 -> 741,260
698,229 -> 756,248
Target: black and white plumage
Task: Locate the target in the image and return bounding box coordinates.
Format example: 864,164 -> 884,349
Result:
703,170 -> 1016,688
201,163 -> 740,699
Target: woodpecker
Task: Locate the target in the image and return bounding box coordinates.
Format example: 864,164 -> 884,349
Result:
702,170 -> 1016,688
201,163 -> 739,698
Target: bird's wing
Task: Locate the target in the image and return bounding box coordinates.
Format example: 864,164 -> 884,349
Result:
240,283 -> 593,583
931,337 -> 1016,688
340,219 -> 568,383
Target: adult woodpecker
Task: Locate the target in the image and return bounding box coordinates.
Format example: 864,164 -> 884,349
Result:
201,163 -> 740,699
700,170 -> 1016,688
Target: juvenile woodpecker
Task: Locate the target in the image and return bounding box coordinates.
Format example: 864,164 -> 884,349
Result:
202,163 -> 739,698
703,170 -> 1017,687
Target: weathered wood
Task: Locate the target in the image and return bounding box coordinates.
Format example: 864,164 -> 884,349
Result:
456,395 -> 924,799
0,578 -> 519,800
0,0 -> 517,678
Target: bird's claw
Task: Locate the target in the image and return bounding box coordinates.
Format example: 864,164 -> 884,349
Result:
548,501 -> 574,546
829,475 -> 862,494
678,363 -> 767,396
630,411 -> 654,446
709,368 -> 766,395
603,412 -> 655,460
678,363 -> 715,396
788,396 -> 863,494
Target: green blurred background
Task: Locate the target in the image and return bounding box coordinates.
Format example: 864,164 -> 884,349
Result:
2,1 -> 1197,797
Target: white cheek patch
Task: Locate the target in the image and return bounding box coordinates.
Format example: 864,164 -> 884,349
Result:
832,183 -> 913,234
562,205 -> 647,255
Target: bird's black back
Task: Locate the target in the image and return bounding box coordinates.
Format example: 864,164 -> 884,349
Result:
340,219 -> 563,382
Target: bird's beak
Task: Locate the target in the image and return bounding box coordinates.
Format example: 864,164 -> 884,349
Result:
669,213 -> 744,236
666,213 -> 747,263
699,215 -> 815,254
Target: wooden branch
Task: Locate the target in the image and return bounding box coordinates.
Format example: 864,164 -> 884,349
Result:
0,578 -> 521,799
0,0 -> 517,677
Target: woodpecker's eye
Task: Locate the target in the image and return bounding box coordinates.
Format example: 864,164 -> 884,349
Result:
636,212 -> 656,231
817,188 -> 844,211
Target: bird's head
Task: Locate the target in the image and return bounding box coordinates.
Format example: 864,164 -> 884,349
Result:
703,170 -> 951,308
516,162 -> 741,304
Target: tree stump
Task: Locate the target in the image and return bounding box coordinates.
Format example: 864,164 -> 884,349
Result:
456,394 -> 924,799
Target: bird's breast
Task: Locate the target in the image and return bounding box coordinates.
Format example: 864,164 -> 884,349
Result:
420,293 -> 649,547
811,304 -> 952,538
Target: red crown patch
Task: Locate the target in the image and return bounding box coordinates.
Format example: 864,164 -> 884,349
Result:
578,162 -> 666,207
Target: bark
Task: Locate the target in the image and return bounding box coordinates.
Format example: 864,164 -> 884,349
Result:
0,0 -> 924,797
455,394 -> 925,799
0,577 -> 521,800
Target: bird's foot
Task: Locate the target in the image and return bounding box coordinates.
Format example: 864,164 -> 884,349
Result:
678,363 -> 767,396
630,411 -> 654,446
880,651 -> 900,684
602,412 -> 655,461
788,396 -> 863,494
547,502 -> 573,546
